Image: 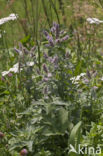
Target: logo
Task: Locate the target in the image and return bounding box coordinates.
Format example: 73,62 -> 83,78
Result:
68,144 -> 102,155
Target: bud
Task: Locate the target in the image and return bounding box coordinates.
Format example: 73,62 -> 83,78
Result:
23,47 -> 29,54
48,73 -> 52,78
43,52 -> 48,59
52,55 -> 58,65
36,68 -> 40,75
86,70 -> 91,79
43,86 -> 48,94
43,77 -> 49,82
1,76 -> 5,81
55,23 -> 59,38
0,132 -> 4,139
48,57 -> 53,63
60,30 -> 65,35
42,64 -> 48,73
20,149 -> 28,156
92,86 -> 98,90
19,42 -> 23,51
48,37 -> 54,47
65,51 -> 70,58
61,35 -> 69,42
51,26 -> 56,33
55,39 -> 61,44
30,46 -> 36,52
43,30 -> 49,37
8,72 -> 13,77
14,48 -> 22,56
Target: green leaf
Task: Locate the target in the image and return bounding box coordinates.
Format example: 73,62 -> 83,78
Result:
69,121 -> 82,146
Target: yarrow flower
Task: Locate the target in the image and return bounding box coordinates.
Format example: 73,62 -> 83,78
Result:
0,13 -> 18,26
70,73 -> 86,84
87,18 -> 103,24
1,62 -> 34,77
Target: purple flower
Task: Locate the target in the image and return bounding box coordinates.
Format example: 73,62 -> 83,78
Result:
44,33 -> 54,47
8,72 -> 13,77
30,46 -> 36,57
30,46 -> 36,52
52,55 -> 58,65
53,22 -> 57,27
60,30 -> 65,35
48,37 -> 54,47
48,73 -> 52,78
92,86 -> 98,90
43,52 -> 48,59
43,77 -> 49,82
43,86 -> 48,94
61,35 -> 69,42
83,78 -> 89,84
23,47 -> 29,54
14,48 -> 21,54
43,64 -> 48,73
65,51 -> 70,58
55,39 -> 61,44
48,57 -> 53,63
55,23 -> 59,39
1,76 -> 5,81
52,22 -> 60,38
51,27 -> 56,33
45,44 -> 51,47
86,70 -> 91,79
19,42 -> 23,51
43,31 -> 49,37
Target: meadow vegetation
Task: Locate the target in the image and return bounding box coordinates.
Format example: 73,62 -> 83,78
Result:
1,0 -> 103,155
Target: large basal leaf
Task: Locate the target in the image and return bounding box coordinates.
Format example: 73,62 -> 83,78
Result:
58,108 -> 69,131
69,121 -> 82,146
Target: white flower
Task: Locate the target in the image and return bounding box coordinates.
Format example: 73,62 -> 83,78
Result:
79,73 -> 86,77
70,73 -> 86,84
87,18 -> 103,24
0,13 -> 18,26
100,77 -> 103,81
9,63 -> 20,73
2,71 -> 10,77
1,62 -> 34,76
26,62 -> 34,66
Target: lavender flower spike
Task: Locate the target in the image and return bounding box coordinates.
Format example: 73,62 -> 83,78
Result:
14,48 -> 22,56
65,51 -> 70,58
55,23 -> 60,39
51,26 -> 56,33
61,35 -> 69,42
43,52 -> 48,59
52,55 -> 58,65
48,37 -> 54,47
43,64 -> 48,73
43,31 -> 49,37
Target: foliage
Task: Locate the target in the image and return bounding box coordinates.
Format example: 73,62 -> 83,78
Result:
0,0 -> 103,156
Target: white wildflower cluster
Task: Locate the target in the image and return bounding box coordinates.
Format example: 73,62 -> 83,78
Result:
87,18 -> 103,24
0,13 -> 18,26
1,62 -> 34,77
70,73 -> 86,84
